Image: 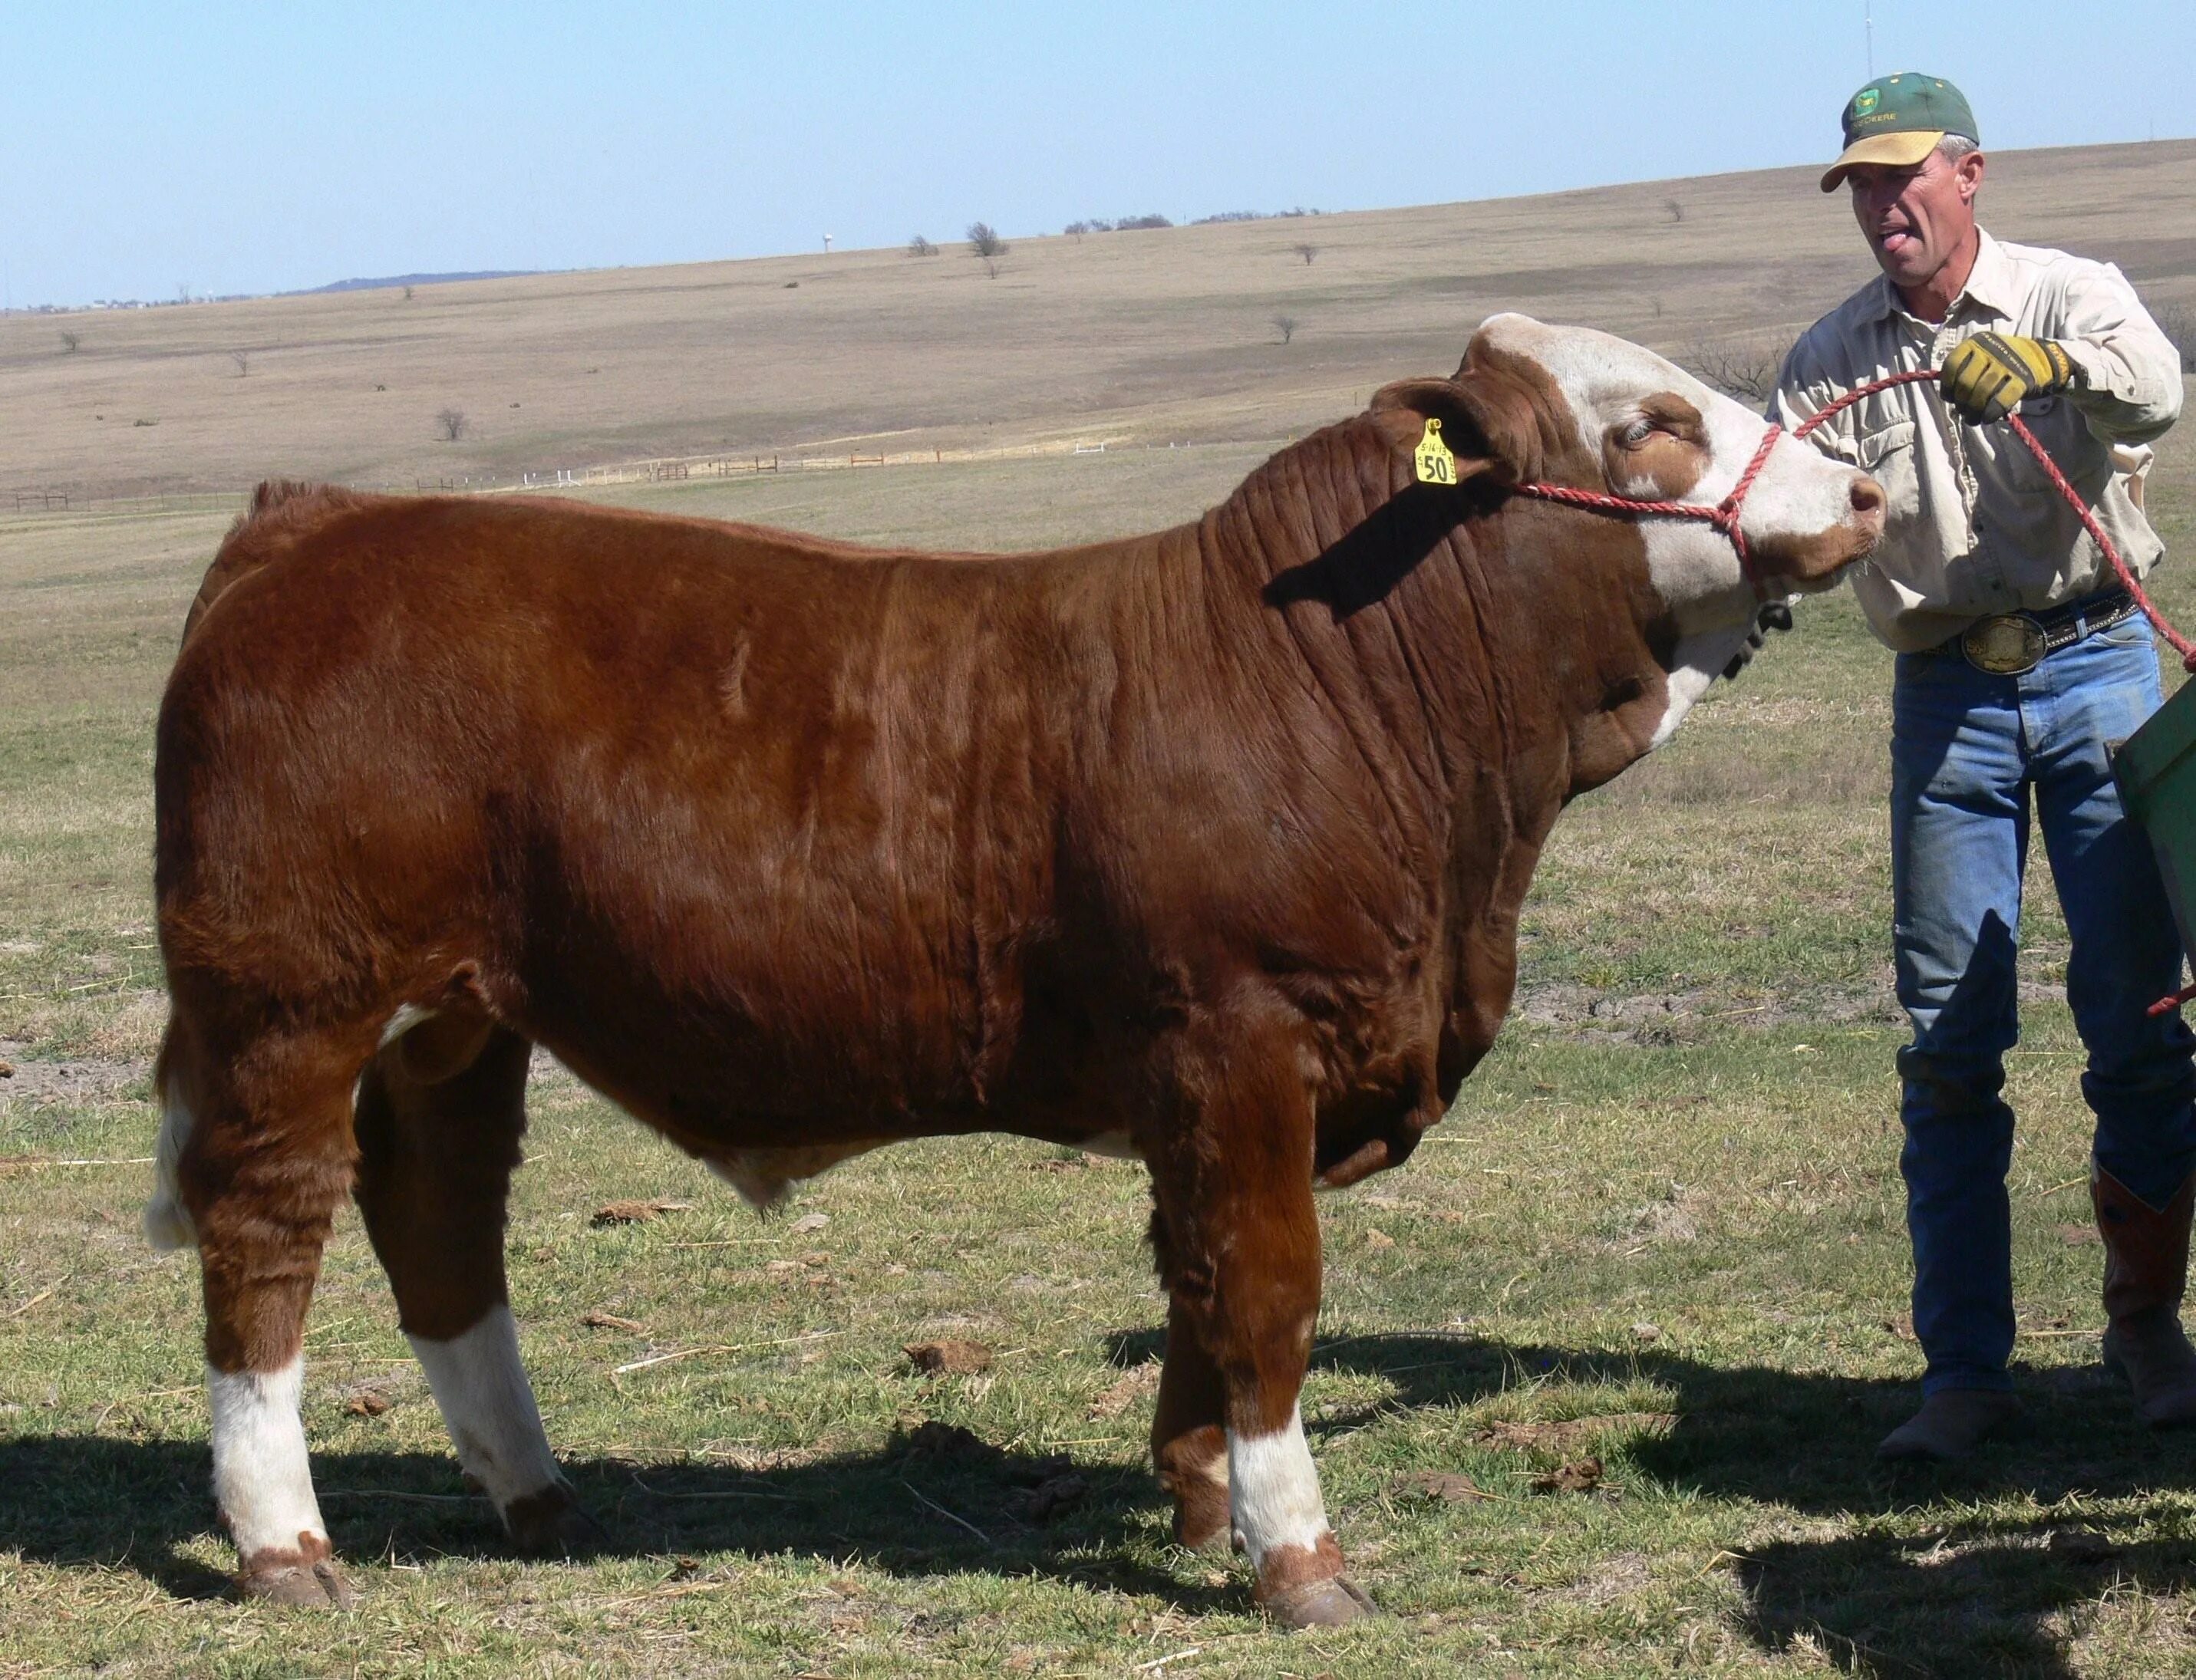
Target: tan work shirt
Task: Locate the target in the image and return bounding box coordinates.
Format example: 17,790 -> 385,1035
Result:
1772,229 -> 2184,653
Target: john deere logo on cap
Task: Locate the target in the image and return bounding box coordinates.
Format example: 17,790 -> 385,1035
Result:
1854,87 -> 1881,117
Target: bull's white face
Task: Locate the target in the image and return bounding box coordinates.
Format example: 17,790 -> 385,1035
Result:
1471,312 -> 1884,743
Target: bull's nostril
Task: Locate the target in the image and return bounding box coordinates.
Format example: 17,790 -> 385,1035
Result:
1851,474 -> 1886,517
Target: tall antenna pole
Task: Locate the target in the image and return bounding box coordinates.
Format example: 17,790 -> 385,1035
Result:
1865,1 -> 1875,77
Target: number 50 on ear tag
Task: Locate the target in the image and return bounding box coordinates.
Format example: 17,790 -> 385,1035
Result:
1414,417 -> 1457,486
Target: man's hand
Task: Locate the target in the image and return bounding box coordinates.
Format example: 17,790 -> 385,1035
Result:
1940,333 -> 2076,424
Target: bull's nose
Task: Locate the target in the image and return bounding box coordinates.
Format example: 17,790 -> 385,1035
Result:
1850,473 -> 1886,523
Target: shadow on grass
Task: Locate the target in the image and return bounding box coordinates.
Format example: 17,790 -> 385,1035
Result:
1287,1331 -> 2196,1678
1115,1328 -> 2196,1672
13,1333 -> 2196,1671
0,1425 -> 1222,1613
1097,1326 -> 2196,1508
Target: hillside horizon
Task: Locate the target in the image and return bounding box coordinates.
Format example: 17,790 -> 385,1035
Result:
5,138 -> 2191,501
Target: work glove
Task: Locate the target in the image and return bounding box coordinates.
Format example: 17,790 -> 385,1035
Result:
1940,332 -> 2076,424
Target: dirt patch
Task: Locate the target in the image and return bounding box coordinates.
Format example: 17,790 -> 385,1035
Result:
1532,1457 -> 1606,1495
1545,1550 -> 1654,1603
1624,1190 -> 1704,1245
0,1043 -> 150,1110
1393,1470 -> 1497,1504
1508,982 -> 1902,1046
591,1198 -> 693,1227
1476,1413 -> 1676,1455
1088,1362 -> 1162,1419
1508,973 -> 2086,1046
905,1339 -> 994,1376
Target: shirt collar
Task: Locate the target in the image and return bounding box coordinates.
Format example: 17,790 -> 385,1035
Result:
1955,230 -> 2016,318
1869,227 -> 2016,324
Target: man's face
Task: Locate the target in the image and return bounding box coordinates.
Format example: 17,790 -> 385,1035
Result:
1845,146 -> 1985,291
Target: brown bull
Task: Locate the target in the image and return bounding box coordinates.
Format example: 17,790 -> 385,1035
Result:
147,315 -> 1882,1623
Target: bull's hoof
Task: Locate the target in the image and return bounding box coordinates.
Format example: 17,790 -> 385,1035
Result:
238,1553 -> 355,1609
1260,1573 -> 1379,1629
503,1483 -> 608,1556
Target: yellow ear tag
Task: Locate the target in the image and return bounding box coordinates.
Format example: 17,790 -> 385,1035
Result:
1413,417 -> 1457,486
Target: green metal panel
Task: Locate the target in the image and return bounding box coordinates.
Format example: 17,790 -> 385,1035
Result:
2115,677 -> 2196,957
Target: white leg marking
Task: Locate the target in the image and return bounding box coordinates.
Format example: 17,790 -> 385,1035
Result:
410,1305 -> 563,1508
143,1085 -> 197,1251
1227,1411 -> 1332,1568
209,1357 -> 328,1557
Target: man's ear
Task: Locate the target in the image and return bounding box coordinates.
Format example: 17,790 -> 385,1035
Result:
1955,147 -> 1985,205
1370,367 -> 1545,488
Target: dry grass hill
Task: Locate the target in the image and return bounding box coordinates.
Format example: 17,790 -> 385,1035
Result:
5,140 -> 2192,501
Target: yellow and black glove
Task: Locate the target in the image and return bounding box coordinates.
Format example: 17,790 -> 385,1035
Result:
1940,333 -> 2076,424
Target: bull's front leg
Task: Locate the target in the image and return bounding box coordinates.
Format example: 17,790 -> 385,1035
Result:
1148,1036 -> 1377,1628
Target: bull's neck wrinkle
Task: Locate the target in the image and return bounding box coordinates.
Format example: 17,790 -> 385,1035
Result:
1189,417 -> 1497,841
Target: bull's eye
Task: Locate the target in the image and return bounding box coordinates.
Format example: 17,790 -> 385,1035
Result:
1617,417 -> 1658,449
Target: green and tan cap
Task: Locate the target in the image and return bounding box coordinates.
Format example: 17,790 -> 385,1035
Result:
1820,72 -> 1979,191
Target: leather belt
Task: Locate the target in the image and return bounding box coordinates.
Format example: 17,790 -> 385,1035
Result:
1946,591 -> 2142,675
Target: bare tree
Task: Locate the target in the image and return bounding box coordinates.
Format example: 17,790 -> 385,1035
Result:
434,407 -> 469,442
1664,198 -> 1684,224
1064,220 -> 1090,241
402,284 -> 416,301
58,331 -> 79,353
1680,335 -> 1795,404
907,235 -> 938,257
1272,314 -> 1300,345
1293,242 -> 1318,265
982,257 -> 1001,280
230,351 -> 249,378
967,222 -> 1008,259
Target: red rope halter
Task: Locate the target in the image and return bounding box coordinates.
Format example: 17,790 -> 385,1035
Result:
1506,364 -> 2196,672
1507,361 -> 2196,1014
1512,422 -> 1787,601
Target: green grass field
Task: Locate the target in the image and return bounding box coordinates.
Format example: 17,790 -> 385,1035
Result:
4,410 -> 2196,1677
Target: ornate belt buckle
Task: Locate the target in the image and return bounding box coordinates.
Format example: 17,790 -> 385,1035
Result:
1961,614 -> 2046,675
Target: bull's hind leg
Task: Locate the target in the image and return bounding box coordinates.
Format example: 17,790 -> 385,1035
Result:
352,1019 -> 598,1554
154,1012 -> 365,1606
1148,1214 -> 1233,1553
1148,1029 -> 1375,1628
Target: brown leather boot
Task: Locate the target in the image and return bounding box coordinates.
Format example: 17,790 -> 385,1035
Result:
2093,1164 -> 2196,1428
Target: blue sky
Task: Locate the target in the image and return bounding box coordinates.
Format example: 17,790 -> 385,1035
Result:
6,1 -> 2192,308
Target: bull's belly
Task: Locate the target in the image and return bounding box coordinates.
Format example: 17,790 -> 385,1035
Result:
381,998 -> 1135,1204
499,988 -> 1129,1169
707,1118 -> 1138,1208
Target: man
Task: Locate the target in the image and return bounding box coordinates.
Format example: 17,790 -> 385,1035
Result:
1775,74 -> 2192,1461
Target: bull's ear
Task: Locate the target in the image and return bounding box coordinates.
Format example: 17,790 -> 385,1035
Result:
1370,371 -> 1544,488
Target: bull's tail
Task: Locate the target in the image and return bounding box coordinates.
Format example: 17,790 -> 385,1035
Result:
143,1020 -> 199,1251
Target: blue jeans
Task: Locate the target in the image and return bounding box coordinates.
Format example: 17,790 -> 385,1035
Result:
1892,613 -> 2196,1396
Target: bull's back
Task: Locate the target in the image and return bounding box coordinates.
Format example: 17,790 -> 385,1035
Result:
157,489 -> 1118,1132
